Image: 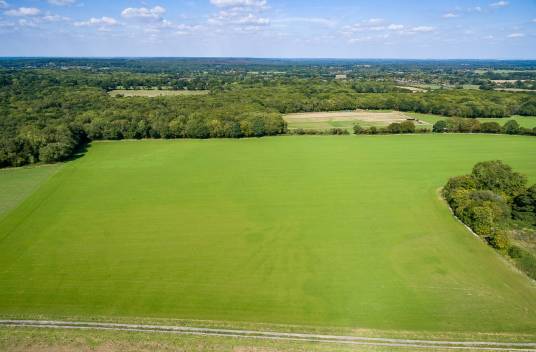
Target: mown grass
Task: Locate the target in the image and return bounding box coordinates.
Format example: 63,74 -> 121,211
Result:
0,136 -> 535,335
0,164 -> 61,219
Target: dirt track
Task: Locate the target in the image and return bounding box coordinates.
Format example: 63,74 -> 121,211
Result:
1,320 -> 534,351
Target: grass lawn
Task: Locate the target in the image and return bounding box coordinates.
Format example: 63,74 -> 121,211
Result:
1,136 -> 536,335
0,164 -> 61,219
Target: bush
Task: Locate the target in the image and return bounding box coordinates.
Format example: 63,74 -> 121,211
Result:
432,120 -> 448,133
512,184 -> 536,225
487,230 -> 510,251
400,121 -> 416,133
502,120 -> 520,135
471,160 -> 527,199
39,142 -> 73,162
353,123 -> 363,135
480,122 -> 502,133
508,246 -> 536,280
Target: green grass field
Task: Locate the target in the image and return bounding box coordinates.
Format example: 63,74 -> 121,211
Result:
0,165 -> 60,219
1,136 -> 536,335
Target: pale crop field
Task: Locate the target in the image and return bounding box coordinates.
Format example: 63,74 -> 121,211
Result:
284,110 -> 430,130
109,89 -> 209,97
0,136 -> 535,336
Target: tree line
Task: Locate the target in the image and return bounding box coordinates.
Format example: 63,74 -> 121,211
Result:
1,68 -> 536,168
443,161 -> 536,280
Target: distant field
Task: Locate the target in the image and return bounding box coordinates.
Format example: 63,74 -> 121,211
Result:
0,165 -> 60,219
284,110 -> 536,131
109,89 -> 209,97
1,136 -> 536,335
408,84 -> 480,90
407,113 -> 536,128
284,110 -> 429,130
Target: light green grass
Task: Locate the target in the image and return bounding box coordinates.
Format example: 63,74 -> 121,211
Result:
1,136 -> 536,335
0,164 -> 61,219
109,89 -> 209,97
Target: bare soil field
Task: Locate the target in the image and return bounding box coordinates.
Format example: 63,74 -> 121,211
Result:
284,110 -> 430,130
396,86 -> 427,92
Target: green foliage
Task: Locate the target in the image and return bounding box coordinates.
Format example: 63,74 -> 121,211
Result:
502,120 -> 521,135
471,160 -> 527,199
508,246 -> 536,280
488,230 -> 510,251
512,184 -> 536,225
2,67 -> 535,168
444,160 -> 536,279
433,120 -> 448,133
353,123 -> 363,135
480,122 -> 502,133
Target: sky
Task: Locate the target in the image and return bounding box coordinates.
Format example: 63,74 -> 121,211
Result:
0,0 -> 534,58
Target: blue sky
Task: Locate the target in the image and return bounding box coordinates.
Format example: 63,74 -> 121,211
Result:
0,0 -> 534,58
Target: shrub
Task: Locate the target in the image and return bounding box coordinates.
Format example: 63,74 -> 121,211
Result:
480,122 -> 502,133
487,230 -> 510,251
433,120 -> 448,133
400,121 -> 416,133
471,160 -> 527,199
353,123 -> 363,135
39,142 -> 73,162
508,246 -> 536,280
502,120 -> 521,135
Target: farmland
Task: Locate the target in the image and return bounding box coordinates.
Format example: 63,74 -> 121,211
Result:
284,110 -> 430,130
109,89 -> 209,97
284,110 -> 536,131
0,165 -> 60,219
1,135 -> 535,336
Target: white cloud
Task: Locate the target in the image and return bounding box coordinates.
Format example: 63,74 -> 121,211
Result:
47,0 -> 75,5
273,17 -> 336,27
17,18 -> 38,27
0,1 -> 8,9
410,26 -> 435,33
366,18 -> 383,24
74,16 -> 118,27
490,1 -> 509,8
442,12 -> 459,18
387,24 -> 404,30
532,18 -> 536,23
121,6 -> 166,20
43,14 -> 70,22
210,0 -> 267,9
4,7 -> 41,16
507,32 -> 525,38
234,13 -> 269,25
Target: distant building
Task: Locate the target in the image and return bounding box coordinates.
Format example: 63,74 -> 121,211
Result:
335,74 -> 347,80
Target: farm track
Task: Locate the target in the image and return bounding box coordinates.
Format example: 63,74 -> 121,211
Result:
1,320 -> 535,351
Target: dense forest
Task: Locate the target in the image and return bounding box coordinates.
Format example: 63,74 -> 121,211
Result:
1,59 -> 536,168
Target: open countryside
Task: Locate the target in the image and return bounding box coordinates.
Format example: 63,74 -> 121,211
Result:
1,136 -> 536,335
1,0 -> 536,350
